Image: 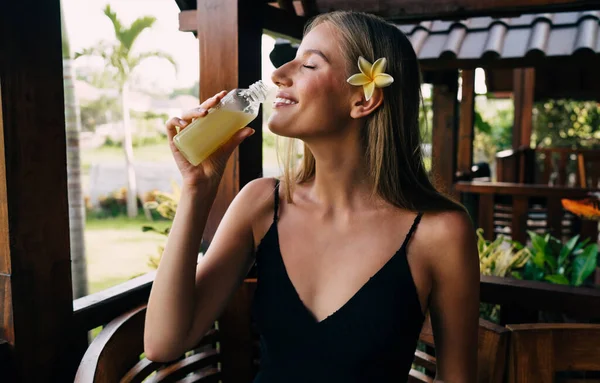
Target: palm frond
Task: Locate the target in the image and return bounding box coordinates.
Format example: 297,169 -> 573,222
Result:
74,42 -> 113,61
130,51 -> 178,73
103,5 -> 124,37
120,16 -> 157,51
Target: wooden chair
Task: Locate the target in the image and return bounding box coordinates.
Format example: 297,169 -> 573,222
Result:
507,323 -> 600,383
409,315 -> 510,383
577,152 -> 600,189
75,280 -> 257,383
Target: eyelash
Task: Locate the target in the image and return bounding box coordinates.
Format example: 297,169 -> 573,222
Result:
302,65 -> 316,69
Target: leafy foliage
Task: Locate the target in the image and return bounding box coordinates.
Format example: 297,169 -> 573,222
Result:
516,231 -> 598,287
142,183 -> 180,269
532,99 -> 600,148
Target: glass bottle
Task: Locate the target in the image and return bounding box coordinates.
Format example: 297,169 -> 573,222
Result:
173,80 -> 270,166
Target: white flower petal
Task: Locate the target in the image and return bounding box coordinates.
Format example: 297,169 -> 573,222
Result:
358,56 -> 373,77
371,58 -> 387,76
347,73 -> 372,86
363,82 -> 375,101
374,73 -> 394,88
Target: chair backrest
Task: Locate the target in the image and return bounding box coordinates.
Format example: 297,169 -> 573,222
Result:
578,152 -> 600,189
75,279 -> 257,383
409,315 -> 510,383
507,323 -> 600,383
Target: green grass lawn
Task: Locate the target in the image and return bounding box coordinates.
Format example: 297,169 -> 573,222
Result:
85,216 -> 171,294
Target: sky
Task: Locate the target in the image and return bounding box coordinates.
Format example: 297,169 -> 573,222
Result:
62,0 -> 277,93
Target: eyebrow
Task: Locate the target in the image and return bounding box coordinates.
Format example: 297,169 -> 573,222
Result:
302,49 -> 330,63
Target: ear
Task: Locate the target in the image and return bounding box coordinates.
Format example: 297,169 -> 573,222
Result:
349,87 -> 384,119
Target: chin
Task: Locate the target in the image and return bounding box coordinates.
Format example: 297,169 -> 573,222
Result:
267,114 -> 297,138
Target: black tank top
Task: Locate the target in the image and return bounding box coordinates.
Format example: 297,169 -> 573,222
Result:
252,180 -> 425,383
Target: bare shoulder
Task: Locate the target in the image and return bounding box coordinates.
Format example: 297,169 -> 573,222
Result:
231,177 -> 279,218
413,210 -> 478,270
232,177 -> 280,245
236,177 -> 279,203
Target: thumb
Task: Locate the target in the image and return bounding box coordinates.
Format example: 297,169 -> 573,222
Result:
218,127 -> 255,157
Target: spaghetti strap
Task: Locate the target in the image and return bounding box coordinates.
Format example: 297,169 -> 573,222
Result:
273,178 -> 280,223
402,212 -> 423,249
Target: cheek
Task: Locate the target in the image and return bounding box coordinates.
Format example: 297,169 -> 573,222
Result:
301,75 -> 348,112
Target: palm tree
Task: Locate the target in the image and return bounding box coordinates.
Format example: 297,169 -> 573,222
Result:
62,2 -> 88,298
76,5 -> 177,217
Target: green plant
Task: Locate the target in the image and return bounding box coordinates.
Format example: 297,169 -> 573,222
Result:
516,232 -> 598,287
477,229 -> 530,277
142,183 -> 180,269
477,229 -> 530,323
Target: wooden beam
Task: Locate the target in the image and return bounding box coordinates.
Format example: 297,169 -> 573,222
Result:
179,5 -> 306,41
512,68 -> 535,150
457,69 -> 475,175
178,9 -> 196,32
198,0 -> 263,242
431,71 -> 459,199
0,0 -> 75,381
315,0 -> 600,22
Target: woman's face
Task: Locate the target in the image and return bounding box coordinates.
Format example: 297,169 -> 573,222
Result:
268,23 -> 355,139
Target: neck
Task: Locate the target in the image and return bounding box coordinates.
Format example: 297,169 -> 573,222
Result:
304,130 -> 378,211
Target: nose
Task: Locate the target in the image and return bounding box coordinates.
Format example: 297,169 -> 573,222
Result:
271,61 -> 293,88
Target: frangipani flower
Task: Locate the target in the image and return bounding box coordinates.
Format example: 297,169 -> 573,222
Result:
346,56 -> 394,101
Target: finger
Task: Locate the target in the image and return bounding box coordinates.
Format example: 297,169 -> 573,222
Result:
199,90 -> 228,109
166,117 -> 189,140
179,91 -> 227,123
181,108 -> 209,122
217,127 -> 256,158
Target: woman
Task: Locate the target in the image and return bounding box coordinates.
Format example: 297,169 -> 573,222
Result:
145,11 -> 480,382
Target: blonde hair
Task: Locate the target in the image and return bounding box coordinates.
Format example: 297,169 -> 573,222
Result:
278,11 -> 463,213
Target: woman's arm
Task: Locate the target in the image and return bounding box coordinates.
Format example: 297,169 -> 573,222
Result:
144,92 -> 270,362
425,211 -> 480,382
144,177 -> 274,362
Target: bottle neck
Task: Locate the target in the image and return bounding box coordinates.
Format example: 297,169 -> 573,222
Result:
243,80 -> 269,105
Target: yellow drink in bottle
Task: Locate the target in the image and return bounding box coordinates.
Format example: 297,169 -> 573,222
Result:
174,109 -> 255,166
173,80 -> 270,166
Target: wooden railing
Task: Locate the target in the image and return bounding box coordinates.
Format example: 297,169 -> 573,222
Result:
456,181 -> 599,245
73,271 -> 155,331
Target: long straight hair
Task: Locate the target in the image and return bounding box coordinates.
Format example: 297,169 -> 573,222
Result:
279,11 -> 464,213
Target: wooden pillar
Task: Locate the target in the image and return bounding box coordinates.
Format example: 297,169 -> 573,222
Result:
197,1 -> 262,381
0,0 -> 75,381
512,68 -> 535,149
198,0 -> 263,245
431,71 -> 459,199
457,69 -> 475,175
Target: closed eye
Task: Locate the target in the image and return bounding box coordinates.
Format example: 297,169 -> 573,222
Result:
302,65 -> 316,69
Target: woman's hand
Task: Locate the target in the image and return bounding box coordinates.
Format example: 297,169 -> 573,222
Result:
166,90 -> 255,189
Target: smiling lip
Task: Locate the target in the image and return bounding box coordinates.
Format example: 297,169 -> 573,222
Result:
273,91 -> 298,108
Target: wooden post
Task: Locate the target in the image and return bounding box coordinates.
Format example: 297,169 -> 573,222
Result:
0,0 -> 75,381
196,1 -> 262,380
457,69 -> 475,175
512,68 -> 535,150
431,71 -> 459,199
198,0 -> 263,245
